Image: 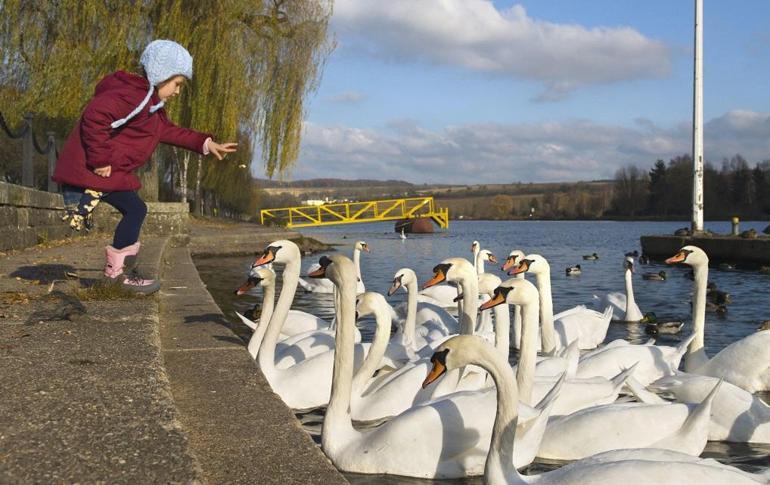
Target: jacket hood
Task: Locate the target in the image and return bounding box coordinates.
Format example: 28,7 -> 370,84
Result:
94,71 -> 164,129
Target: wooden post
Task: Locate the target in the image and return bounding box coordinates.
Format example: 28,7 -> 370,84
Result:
22,113 -> 34,187
47,132 -> 57,192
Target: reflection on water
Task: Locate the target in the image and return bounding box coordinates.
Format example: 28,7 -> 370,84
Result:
195,220 -> 770,481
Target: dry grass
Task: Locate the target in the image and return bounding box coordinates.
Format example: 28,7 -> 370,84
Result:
0,291 -> 32,305
74,281 -> 144,301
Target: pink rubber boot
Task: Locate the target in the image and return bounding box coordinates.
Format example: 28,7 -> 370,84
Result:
104,242 -> 161,295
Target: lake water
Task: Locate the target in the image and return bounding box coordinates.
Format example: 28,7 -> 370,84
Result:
194,220 -> 770,480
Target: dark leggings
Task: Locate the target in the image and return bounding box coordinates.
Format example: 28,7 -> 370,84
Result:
102,191 -> 147,249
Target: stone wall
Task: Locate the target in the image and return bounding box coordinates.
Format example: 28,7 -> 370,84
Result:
0,181 -> 189,252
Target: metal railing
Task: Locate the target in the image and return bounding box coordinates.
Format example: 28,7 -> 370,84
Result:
0,112 -> 59,192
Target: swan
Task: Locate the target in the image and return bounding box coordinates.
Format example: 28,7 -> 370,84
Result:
388,268 -> 459,353
650,373 -> 770,443
319,254 -> 563,478
424,336 -> 768,485
510,254 -> 612,351
666,246 -> 770,393
400,228 -> 406,240
297,240 -> 369,294
501,249 -> 526,350
536,379 -> 719,461
250,242 -> 388,410
593,256 -> 644,322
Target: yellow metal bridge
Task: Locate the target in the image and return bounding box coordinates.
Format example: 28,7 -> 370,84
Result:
260,196 -> 449,229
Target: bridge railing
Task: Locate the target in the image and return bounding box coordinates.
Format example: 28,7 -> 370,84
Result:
260,196 -> 449,229
0,112 -> 59,192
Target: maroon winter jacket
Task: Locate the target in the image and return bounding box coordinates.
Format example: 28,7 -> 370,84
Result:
52,71 -> 211,192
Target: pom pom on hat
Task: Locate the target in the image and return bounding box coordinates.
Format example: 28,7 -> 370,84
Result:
111,40 -> 193,129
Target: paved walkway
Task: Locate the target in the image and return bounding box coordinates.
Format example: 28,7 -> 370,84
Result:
0,222 -> 345,483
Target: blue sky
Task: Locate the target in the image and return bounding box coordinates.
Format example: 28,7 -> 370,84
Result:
283,0 -> 770,184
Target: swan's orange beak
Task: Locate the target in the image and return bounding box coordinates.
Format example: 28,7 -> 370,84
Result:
508,260 -> 529,276
501,255 -> 518,272
422,360 -> 447,388
388,277 -> 402,296
665,251 -> 686,265
308,266 -> 326,278
234,279 -> 256,295
488,254 -> 498,264
362,245 -> 370,253
423,269 -> 446,289
253,248 -> 275,267
479,292 -> 506,311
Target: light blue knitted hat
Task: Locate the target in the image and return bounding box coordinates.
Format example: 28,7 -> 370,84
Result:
111,40 -> 193,129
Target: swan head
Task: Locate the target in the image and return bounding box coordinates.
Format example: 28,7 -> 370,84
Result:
234,267 -> 275,295
423,257 -> 474,289
479,249 -> 498,264
388,268 -> 417,295
253,240 -> 299,267
471,241 -> 480,254
501,249 -> 525,271
308,254 -> 356,290
356,292 -> 388,320
477,273 -> 502,297
479,278 -> 539,310
624,256 -> 635,273
508,254 -> 549,276
355,241 -> 370,253
422,335 -> 490,388
665,245 -> 709,267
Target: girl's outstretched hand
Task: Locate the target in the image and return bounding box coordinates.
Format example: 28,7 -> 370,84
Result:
208,141 -> 238,160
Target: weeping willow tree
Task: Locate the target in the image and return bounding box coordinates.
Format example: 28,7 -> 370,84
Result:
1,0 -> 334,215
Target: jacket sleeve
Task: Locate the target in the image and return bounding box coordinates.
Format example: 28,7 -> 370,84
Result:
158,110 -> 212,154
80,96 -> 121,169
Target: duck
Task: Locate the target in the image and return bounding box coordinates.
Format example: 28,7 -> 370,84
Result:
759,266 -> 770,275
717,262 -> 736,271
643,270 -> 667,281
706,283 -> 732,305
509,255 -> 612,351
642,312 -> 684,336
297,240 -> 369,294
424,337 -> 767,485
639,254 -> 651,264
565,264 -> 581,276
582,252 -> 599,260
625,250 -> 640,257
666,246 -> 770,393
593,256 -> 644,322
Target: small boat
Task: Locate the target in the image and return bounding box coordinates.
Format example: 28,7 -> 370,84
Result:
643,271 -> 667,281
565,264 -> 582,276
582,252 -> 599,260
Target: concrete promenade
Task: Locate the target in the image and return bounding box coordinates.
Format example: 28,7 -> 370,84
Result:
0,220 -> 346,484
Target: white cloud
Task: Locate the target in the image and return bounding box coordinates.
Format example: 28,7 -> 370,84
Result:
326,90 -> 366,103
332,0 -> 671,100
293,111 -> 770,184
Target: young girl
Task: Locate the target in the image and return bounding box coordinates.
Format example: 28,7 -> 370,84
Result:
53,39 -> 237,294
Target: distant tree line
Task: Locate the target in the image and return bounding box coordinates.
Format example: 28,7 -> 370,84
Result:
609,154 -> 770,219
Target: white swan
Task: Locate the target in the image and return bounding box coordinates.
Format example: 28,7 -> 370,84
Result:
424,336 -> 767,485
251,242 -> 387,410
666,246 -> 770,393
593,256 -> 644,322
650,373 -> 770,443
536,379 -> 719,460
297,240 -> 368,294
510,254 -> 612,351
321,254 -> 563,478
501,249 -> 526,350
388,268 -> 459,353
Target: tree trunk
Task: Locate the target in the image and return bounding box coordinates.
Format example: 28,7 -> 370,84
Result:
194,155 -> 202,214
138,152 -> 159,201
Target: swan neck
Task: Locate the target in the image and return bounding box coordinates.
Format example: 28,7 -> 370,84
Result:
476,252 -> 485,275
258,257 -> 299,375
686,263 -> 709,371
494,302 -> 510,361
353,248 -> 362,280
481,342 -> 523,485
535,271 -> 556,354
352,302 -> 390,393
247,283 -> 275,359
404,279 -> 418,347
322,274 -> 358,447
460,275 -> 479,335
516,301 -> 538,405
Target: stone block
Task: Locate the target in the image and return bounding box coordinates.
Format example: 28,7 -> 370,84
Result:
0,181 -> 63,209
